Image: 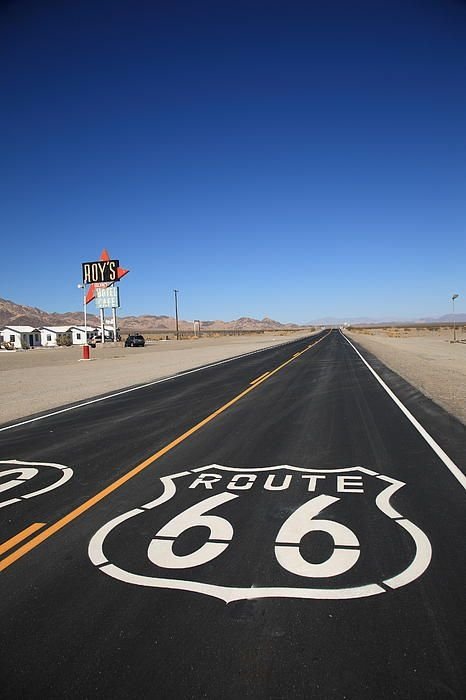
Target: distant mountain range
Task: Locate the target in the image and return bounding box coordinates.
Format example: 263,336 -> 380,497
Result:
1,298 -> 464,332
306,317 -> 383,325
307,314 -> 466,325
419,314 -> 466,323
0,298 -> 304,332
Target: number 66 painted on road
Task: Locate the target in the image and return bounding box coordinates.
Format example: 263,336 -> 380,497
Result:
148,492 -> 360,578
89,465 -> 432,601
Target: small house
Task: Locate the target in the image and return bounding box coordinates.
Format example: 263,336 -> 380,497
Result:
0,326 -> 42,349
69,326 -> 98,345
40,326 -> 73,347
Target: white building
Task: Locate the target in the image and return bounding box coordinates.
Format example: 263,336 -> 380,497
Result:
0,326 -> 41,349
1,324 -> 114,349
68,326 -> 97,345
88,324 -> 118,342
40,326 -> 73,347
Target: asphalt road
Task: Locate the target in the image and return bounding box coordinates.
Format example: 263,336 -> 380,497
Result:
0,330 -> 465,699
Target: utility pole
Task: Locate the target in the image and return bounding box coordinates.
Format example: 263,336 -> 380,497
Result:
174,289 -> 180,340
452,294 -> 459,342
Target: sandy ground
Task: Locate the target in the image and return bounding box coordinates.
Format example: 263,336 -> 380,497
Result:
0,332 -> 313,425
347,329 -> 466,425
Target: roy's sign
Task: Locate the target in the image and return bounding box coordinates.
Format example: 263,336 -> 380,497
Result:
82,260 -> 120,284
88,464 -> 432,602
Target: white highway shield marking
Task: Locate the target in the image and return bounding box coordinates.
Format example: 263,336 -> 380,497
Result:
89,465 -> 432,602
0,460 -> 73,509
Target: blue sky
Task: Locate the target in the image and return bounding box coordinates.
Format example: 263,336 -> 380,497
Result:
1,0 -> 465,323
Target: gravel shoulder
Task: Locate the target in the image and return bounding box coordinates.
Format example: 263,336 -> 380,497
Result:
347,330 -> 466,425
0,332 -> 313,425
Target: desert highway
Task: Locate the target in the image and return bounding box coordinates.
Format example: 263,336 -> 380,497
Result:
0,329 -> 464,699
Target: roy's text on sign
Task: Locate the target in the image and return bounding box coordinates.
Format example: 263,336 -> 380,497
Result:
82,260 -> 119,284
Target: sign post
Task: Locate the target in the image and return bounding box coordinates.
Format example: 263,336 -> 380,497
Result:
77,283 -> 90,360
100,309 -> 105,346
95,286 -> 121,344
112,307 -> 118,344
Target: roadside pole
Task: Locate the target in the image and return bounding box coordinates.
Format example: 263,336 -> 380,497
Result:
452,294 -> 459,342
100,308 -> 105,345
174,289 -> 180,340
112,306 -> 118,344
77,283 -> 90,360
83,287 -> 88,358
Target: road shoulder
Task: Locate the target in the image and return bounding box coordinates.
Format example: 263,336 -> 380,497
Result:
346,331 -> 466,426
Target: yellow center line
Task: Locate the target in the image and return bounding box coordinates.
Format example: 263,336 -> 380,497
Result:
250,371 -> 270,385
0,331 -> 331,573
0,522 -> 46,557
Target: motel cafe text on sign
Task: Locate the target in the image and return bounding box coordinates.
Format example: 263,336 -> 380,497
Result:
82,260 -> 119,285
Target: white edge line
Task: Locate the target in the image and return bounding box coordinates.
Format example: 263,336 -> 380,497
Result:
0,334 -> 319,434
341,331 -> 466,491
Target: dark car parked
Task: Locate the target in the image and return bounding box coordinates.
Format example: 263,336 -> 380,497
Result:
124,334 -> 145,347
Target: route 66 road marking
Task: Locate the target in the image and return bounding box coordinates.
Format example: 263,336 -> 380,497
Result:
0,459 -> 73,509
89,465 -> 432,602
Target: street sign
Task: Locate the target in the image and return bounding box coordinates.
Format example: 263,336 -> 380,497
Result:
95,287 -> 120,309
82,260 -> 119,284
